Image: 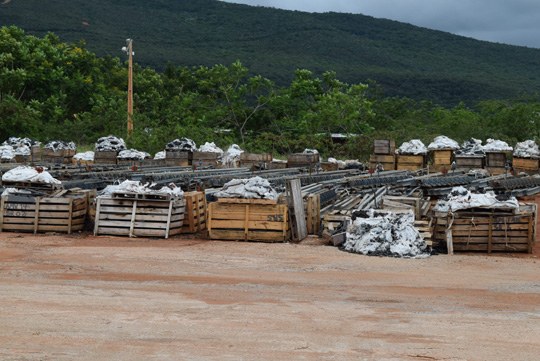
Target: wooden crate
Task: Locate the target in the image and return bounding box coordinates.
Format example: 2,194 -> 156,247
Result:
305,194 -> 321,235
94,151 -> 118,165
192,152 -> 220,167
94,197 -> 186,238
0,194 -> 87,234
182,191 -> 207,233
43,148 -> 73,164
287,153 -> 320,167
72,158 -> 95,165
320,162 -> 339,172
455,155 -> 485,169
396,154 -> 426,171
240,153 -> 272,162
486,152 -> 509,167
165,151 -> 192,160
434,208 -> 535,253
513,157 -> 539,175
31,145 -> 41,161
369,154 -> 395,171
164,158 -> 190,167
374,139 -> 395,155
486,166 -> 507,176
267,161 -> 288,170
208,199 -> 289,242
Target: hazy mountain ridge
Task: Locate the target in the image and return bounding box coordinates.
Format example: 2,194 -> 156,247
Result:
2,0 -> 540,105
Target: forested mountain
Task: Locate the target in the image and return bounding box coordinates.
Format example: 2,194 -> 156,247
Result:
2,0 -> 540,105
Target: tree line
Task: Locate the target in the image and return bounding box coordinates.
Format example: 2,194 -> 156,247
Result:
1,26 -> 540,159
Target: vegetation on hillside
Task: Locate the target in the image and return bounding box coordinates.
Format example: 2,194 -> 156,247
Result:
1,27 -> 540,160
1,0 -> 540,106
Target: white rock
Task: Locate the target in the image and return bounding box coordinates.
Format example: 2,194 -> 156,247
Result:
427,136 -> 459,149
513,140 -> 540,158
2,166 -> 61,184
396,139 -> 428,155
344,210 -> 430,258
73,151 -> 95,161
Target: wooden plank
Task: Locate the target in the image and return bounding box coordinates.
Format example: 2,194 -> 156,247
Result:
216,198 -> 278,205
128,200 -> 137,237
209,229 -> 287,242
528,216 -> 533,254
287,179 -> 307,241
165,200 -> 173,239
209,219 -> 286,231
68,198 -> 73,234
488,215 -> 493,254
34,197 -> 40,234
93,198 -> 102,236
0,197 -> 4,232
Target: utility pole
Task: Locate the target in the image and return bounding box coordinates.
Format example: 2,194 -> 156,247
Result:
123,39 -> 134,137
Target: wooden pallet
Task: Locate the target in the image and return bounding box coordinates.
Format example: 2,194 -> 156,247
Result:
94,197 -> 185,238
434,210 -> 535,253
208,202 -> 289,242
182,191 -> 207,233
240,153 -> 272,162
0,194 -> 87,234
0,180 -> 62,193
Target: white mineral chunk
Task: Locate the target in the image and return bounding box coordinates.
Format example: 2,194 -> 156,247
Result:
396,139 -> 428,155
215,176 -> 278,200
95,135 -> 126,152
198,142 -> 223,153
427,136 -> 459,149
0,145 -> 15,160
2,166 -> 61,184
344,210 -> 430,258
482,139 -> 512,152
221,144 -> 244,168
154,151 -> 166,160
432,186 -> 519,213
513,140 -> 540,158
73,151 -> 95,161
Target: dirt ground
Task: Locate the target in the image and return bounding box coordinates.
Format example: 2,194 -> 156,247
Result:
0,232 -> 539,361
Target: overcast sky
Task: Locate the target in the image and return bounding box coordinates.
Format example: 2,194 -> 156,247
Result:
220,0 -> 540,49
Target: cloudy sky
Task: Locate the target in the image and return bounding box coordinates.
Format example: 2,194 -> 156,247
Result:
220,0 -> 540,49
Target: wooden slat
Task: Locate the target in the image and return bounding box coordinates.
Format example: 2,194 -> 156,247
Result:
209,229 -> 287,242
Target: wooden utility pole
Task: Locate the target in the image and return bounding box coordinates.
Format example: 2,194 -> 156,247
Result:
126,39 -> 134,137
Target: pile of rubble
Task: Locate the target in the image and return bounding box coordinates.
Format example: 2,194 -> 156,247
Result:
44,141 -> 76,152
216,176 -> 278,200
95,135 -> 126,152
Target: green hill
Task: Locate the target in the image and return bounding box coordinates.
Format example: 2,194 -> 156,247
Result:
1,0 -> 540,105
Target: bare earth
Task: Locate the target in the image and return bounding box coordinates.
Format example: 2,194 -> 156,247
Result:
0,232 -> 539,361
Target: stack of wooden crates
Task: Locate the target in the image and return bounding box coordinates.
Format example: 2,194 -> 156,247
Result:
429,147 -> 455,173
43,148 -> 76,164
370,139 -> 395,171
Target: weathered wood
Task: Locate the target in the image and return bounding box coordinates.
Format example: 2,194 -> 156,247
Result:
373,139 -> 396,155
216,197 -> 277,205
513,157 -> 539,170
94,196 -> 185,238
2,194 -> 87,234
208,202 -> 289,242
182,192 -> 207,233
287,179 -> 307,241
